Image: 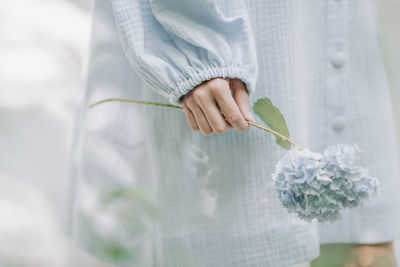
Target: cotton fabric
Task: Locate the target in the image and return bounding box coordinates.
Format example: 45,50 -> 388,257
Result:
69,0 -> 400,266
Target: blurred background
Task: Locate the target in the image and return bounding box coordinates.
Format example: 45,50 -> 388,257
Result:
0,0 -> 399,266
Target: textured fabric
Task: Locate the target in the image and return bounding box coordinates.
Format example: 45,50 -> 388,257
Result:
111,0 -> 258,104
69,0 -> 400,266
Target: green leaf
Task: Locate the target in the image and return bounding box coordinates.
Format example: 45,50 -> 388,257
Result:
252,97 -> 291,150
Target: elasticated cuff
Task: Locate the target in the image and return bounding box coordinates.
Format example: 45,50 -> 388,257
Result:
167,65 -> 256,105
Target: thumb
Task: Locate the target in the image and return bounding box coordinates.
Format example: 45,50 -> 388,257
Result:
230,79 -> 256,123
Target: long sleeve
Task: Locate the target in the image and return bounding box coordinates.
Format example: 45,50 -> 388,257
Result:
110,0 -> 258,104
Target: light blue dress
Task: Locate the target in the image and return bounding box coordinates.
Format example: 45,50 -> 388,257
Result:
69,0 -> 400,266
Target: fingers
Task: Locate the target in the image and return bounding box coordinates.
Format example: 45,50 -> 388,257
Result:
182,102 -> 199,131
230,79 -> 256,123
184,97 -> 213,135
192,89 -> 232,134
210,79 -> 249,131
181,78 -> 252,135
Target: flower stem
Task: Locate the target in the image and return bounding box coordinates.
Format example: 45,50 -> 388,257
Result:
89,98 -> 304,151
246,121 -> 304,150
88,98 -> 182,110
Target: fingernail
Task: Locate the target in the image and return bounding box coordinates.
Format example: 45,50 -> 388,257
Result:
248,111 -> 256,123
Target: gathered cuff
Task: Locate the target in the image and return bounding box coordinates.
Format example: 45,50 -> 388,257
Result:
167,64 -> 256,105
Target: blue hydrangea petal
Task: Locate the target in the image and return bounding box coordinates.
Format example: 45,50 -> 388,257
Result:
272,145 -> 380,223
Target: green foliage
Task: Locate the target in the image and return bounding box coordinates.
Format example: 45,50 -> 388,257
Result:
83,187 -> 164,264
311,244 -> 396,267
253,97 -> 291,150
103,241 -> 133,262
101,187 -> 162,220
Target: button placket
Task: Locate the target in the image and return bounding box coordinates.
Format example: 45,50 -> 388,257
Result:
332,115 -> 347,132
326,0 -> 349,138
331,52 -> 345,68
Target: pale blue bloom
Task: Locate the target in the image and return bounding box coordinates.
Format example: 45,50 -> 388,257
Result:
273,145 -> 380,223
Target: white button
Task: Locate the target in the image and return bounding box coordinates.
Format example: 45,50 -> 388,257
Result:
332,116 -> 347,132
331,52 -> 345,68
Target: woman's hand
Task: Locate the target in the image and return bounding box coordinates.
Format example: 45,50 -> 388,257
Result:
180,77 -> 256,135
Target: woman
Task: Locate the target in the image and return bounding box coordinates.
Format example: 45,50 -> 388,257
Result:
69,0 -> 400,266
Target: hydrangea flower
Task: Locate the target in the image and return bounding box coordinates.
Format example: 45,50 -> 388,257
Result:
272,144 -> 380,223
